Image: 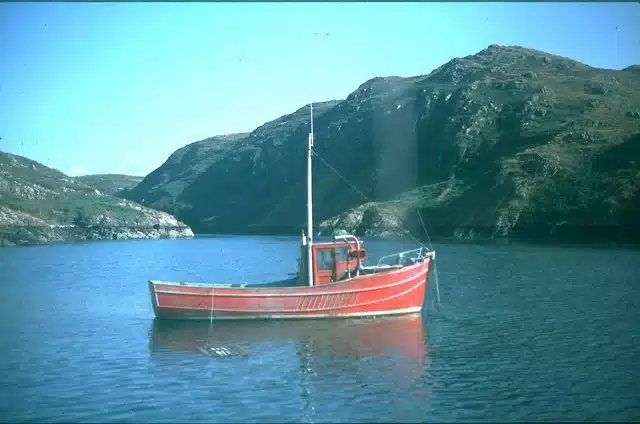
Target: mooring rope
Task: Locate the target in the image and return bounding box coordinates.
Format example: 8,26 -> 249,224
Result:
416,209 -> 441,310
209,287 -> 215,328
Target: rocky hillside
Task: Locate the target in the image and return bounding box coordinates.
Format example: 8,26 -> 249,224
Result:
124,45 -> 640,243
124,132 -> 250,214
76,174 -> 144,196
0,152 -> 194,247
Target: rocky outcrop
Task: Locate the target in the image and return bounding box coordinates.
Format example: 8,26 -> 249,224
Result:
0,152 -> 194,247
318,202 -> 410,239
124,45 -> 640,244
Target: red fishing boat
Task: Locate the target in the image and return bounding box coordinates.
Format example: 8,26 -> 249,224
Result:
149,104 -> 438,320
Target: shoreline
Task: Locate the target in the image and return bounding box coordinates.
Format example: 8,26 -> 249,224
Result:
3,225 -> 639,250
0,224 -> 194,248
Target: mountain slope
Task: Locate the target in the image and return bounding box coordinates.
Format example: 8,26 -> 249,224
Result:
125,45 -> 640,243
124,132 -> 250,215
0,152 -> 194,247
76,174 -> 144,196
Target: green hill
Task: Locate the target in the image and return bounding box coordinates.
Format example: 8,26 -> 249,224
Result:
0,152 -> 194,247
123,45 -> 640,244
76,174 -> 144,196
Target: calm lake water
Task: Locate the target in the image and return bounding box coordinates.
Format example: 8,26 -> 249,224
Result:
1,235 -> 638,422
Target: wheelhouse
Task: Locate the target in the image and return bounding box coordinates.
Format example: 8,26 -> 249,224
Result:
298,233 -> 368,287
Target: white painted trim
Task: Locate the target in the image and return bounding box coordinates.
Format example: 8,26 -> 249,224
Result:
156,306 -> 423,321
331,278 -> 425,310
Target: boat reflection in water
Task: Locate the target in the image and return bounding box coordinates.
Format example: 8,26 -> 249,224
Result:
149,314 -> 433,421
149,313 -> 430,370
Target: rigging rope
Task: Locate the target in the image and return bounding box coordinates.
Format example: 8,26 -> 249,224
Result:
311,150 -> 427,248
311,149 -> 442,310
210,287 -> 215,328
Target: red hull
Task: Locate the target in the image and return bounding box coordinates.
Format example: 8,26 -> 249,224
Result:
149,257 -> 432,320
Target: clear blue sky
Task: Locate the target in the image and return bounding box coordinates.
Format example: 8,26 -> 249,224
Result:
1,2 -> 638,177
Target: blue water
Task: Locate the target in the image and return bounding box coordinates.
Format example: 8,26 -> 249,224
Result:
1,236 -> 639,422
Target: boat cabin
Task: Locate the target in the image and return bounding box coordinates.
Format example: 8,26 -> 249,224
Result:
298,233 -> 368,287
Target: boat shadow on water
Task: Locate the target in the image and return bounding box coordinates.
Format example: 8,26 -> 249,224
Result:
148,314 -> 431,370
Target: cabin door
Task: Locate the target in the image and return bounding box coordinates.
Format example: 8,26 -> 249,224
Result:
314,248 -> 336,286
313,246 -> 353,286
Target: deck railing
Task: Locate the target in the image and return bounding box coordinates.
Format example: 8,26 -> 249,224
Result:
369,247 -> 431,272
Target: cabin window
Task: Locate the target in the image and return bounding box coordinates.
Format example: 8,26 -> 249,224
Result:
337,247 -> 349,262
317,249 -> 334,271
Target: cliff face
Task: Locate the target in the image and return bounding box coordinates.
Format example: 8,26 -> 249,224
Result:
0,152 -> 194,247
124,45 -> 640,243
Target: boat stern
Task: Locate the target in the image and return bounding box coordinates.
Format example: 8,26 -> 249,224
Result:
148,280 -> 160,317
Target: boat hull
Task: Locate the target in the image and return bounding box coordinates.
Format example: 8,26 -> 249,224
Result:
149,258 -> 431,320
